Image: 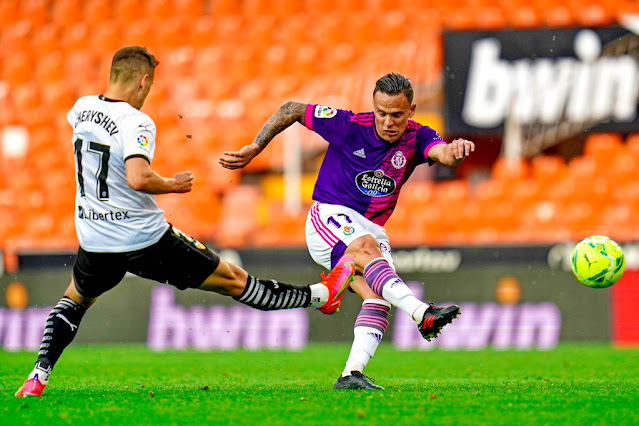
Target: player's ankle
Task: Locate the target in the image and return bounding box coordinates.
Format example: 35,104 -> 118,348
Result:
411,303 -> 428,323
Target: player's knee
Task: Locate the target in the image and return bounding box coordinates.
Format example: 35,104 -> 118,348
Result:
200,261 -> 247,297
348,235 -> 383,266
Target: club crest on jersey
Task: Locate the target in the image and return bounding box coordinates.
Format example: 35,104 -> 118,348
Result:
355,170 -> 397,197
391,151 -> 406,169
343,225 -> 355,235
137,134 -> 149,148
314,105 -> 337,118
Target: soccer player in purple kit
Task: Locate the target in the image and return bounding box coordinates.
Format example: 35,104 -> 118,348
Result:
220,73 -> 475,390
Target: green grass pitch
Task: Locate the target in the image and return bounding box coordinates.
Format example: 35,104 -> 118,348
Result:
1,344 -> 638,425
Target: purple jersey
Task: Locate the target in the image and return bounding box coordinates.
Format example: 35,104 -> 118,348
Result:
305,104 -> 446,226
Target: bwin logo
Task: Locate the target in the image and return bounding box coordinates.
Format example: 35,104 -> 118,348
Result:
463,29 -> 639,128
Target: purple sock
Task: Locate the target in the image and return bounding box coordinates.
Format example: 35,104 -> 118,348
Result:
364,258 -> 403,297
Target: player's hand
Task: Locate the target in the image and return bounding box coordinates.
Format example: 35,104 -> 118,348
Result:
173,171 -> 193,193
219,144 -> 261,170
450,138 -> 475,160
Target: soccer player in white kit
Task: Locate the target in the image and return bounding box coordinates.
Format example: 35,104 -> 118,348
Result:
15,46 -> 355,398
220,73 -> 475,389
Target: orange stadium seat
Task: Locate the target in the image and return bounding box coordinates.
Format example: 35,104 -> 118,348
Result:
565,157 -> 609,207
599,202 -> 637,242
253,205 -> 308,248
64,49 -> 100,88
61,22 -> 90,51
241,0 -> 273,17
539,2 -> 575,27
381,10 -> 409,43
144,0 -> 175,21
156,17 -> 192,50
570,0 -> 614,26
518,200 -> 570,243
507,179 -> 542,206
279,14 -> 309,48
399,182 -> 435,209
346,11 -> 377,47
214,15 -> 245,46
507,5 -> 541,28
442,7 -> 477,30
82,0 -> 113,25
114,0 -> 139,22
214,185 -> 262,248
3,51 -> 32,85
41,82 -> 76,113
260,44 -> 290,78
29,23 -> 60,53
0,1 -> 18,28
210,0 -> 241,16
419,204 -> 447,245
305,0 -> 336,14
20,0 -> 49,28
191,16 -> 217,47
384,204 -> 427,247
293,43 -> 321,78
327,43 -> 357,73
1,20 -> 31,54
51,0 -> 82,28
88,22 -> 124,58
11,82 -> 41,112
491,157 -> 530,183
584,133 -> 623,159
563,201 -> 600,240
531,155 -> 566,188
474,6 -> 507,30
121,19 -> 156,49
607,151 -> 637,186
625,132 -> 639,157
248,16 -> 278,50
229,45 -> 260,81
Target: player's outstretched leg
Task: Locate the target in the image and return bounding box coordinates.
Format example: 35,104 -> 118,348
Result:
363,258 -> 460,341
316,254 -> 356,314
231,254 -> 354,313
16,296 -> 88,397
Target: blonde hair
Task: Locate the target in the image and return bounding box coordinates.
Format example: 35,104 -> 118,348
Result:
109,46 -> 159,84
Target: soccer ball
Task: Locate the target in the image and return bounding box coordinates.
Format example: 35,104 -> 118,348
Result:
571,235 -> 625,288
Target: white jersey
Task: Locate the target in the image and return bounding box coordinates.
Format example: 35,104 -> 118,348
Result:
68,95 -> 169,252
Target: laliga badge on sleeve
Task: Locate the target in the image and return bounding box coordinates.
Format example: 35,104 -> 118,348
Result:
314,105 -> 337,118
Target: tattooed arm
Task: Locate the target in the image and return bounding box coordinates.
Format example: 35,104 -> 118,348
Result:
219,101 -> 308,170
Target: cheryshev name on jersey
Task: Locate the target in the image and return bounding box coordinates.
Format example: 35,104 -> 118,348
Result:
78,206 -> 130,222
74,110 -> 120,136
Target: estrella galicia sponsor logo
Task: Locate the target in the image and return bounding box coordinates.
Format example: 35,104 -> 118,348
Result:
355,170 -> 396,197
78,206 -> 130,221
343,225 -> 355,235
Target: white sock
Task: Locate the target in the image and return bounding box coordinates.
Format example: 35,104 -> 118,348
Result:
380,280 -> 428,323
309,283 -> 329,307
28,366 -> 50,385
342,326 -> 383,377
411,303 -> 428,323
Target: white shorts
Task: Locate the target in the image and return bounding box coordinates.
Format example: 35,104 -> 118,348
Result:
305,202 -> 395,270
